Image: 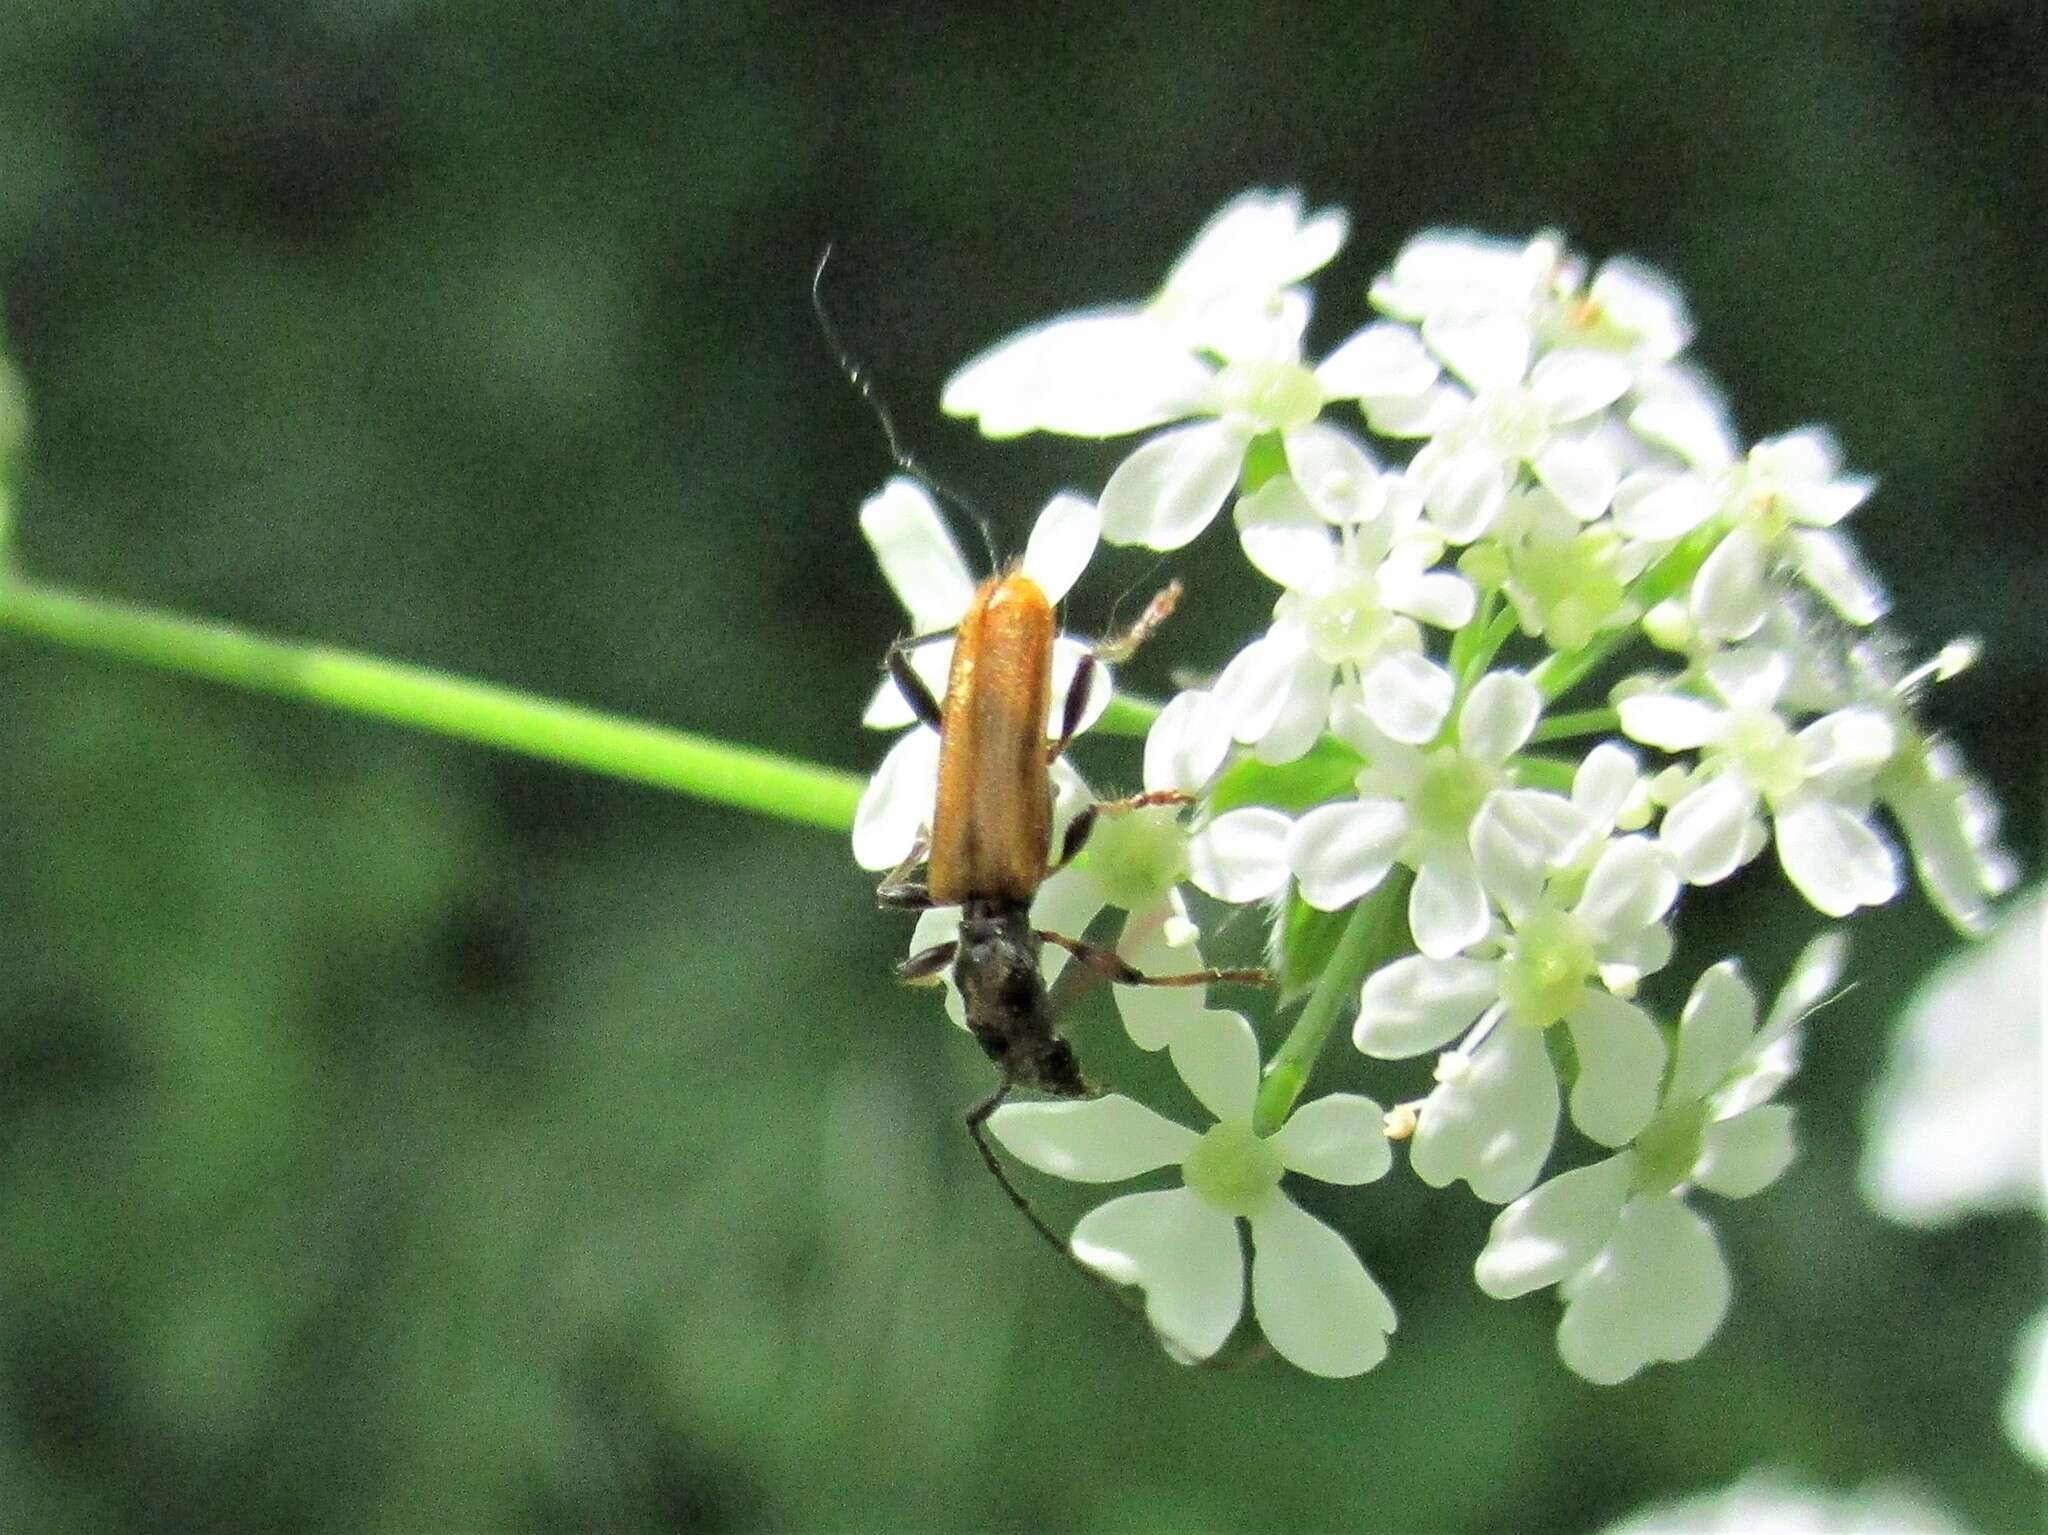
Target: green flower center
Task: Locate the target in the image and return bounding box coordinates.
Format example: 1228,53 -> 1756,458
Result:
1629,1101 -> 1708,1195
1213,360 -> 1325,434
1302,566 -> 1395,665
1718,706 -> 1805,803
1498,906 -> 1597,1028
1410,748 -> 1498,844
1182,1120 -> 1286,1216
1080,804 -> 1190,911
1510,525 -> 1627,653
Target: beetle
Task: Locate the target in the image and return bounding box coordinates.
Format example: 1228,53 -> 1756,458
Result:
874,566 -> 1269,1130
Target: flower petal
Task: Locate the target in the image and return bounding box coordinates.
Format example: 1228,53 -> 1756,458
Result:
851,728 -> 941,870
1282,421 -> 1387,525
1188,807 -> 1293,903
1774,796 -> 1901,917
1019,492 -> 1102,604
1557,1194 -> 1730,1384
1612,470 -> 1716,540
1565,990 -> 1668,1146
1528,348 -> 1631,422
1412,1022 -> 1560,1202
1759,931 -> 1848,1046
1575,835 -> 1679,939
1356,651 -> 1457,745
1099,421 -> 1247,550
859,476 -> 976,632
1144,687 -> 1232,794
1315,320 -> 1439,401
1234,475 -> 1337,588
1660,774 -> 1762,885
1248,1194 -> 1396,1376
1668,960 -> 1758,1104
1690,523 -> 1770,642
1355,956 -> 1498,1058
1616,693 -> 1723,752
1168,1009 -> 1262,1125
1788,527 -> 1888,626
1112,914 -> 1212,1051
1271,1094 -> 1393,1185
941,311 -> 1214,439
1573,742 -> 1642,829
1071,1189 -> 1244,1362
989,1096 -> 1200,1181
1458,670 -> 1541,763
1475,1152 -> 1633,1298
1422,443 -> 1513,542
1531,434 -> 1621,521
1409,850 -> 1492,959
1424,310 -> 1532,394
1695,1104 -> 1797,1198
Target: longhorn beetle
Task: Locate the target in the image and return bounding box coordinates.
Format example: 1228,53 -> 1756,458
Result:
874,566 -> 1271,1218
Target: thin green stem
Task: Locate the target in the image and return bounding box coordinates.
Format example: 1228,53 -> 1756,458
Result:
1509,755 -> 1577,793
0,577 -> 865,830
1253,869 -> 1413,1135
1529,706 -> 1619,744
1457,605 -> 1519,694
1094,692 -> 1162,738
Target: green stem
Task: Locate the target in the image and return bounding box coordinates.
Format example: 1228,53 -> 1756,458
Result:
1508,755 -> 1577,793
1094,691 -> 1162,738
1529,706 -> 1619,744
1457,605 -> 1519,694
0,577 -> 865,830
1253,869 -> 1412,1135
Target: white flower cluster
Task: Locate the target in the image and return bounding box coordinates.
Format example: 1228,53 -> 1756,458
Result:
852,192 -> 2015,1381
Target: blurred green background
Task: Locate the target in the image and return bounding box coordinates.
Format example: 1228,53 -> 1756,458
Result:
0,2 -> 2040,1531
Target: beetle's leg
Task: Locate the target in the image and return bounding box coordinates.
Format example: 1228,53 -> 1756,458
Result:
1048,789 -> 1196,874
1046,579 -> 1184,762
897,939 -> 957,984
877,828 -> 935,909
885,641 -> 947,733
1036,928 -> 1273,989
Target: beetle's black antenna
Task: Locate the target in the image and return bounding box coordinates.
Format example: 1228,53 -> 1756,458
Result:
812,245 -> 1001,571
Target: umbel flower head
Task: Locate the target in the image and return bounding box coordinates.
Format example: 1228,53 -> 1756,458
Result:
852,190 -> 2015,1383
989,1008 -> 1396,1376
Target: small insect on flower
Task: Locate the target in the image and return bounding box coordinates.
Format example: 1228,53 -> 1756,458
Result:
876,566 -> 1269,1116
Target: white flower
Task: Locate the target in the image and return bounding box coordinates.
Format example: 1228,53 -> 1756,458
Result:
1090,319 -> 1439,552
1393,310 -> 1636,539
850,477 -> 1109,872
1600,1472 -> 1970,1535
1287,671 -> 1589,958
943,193 -> 1448,553
1370,228 -> 1693,372
1475,935 -> 1846,1383
1352,833 -> 1681,1202
1861,885 -> 2043,1225
1211,470 -> 1474,760
1619,646 -> 1903,917
940,189 -> 1360,443
988,1008 -> 1397,1375
1618,429 -> 1884,639
1846,635 -> 2017,937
